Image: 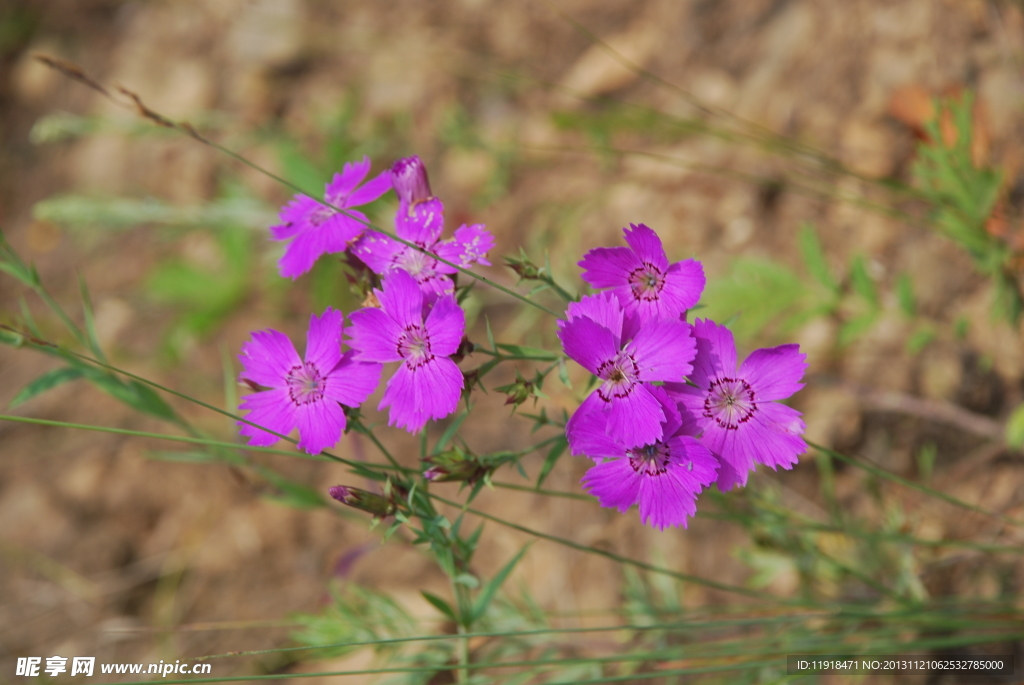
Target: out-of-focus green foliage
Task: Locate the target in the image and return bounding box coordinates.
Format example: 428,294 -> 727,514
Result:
912,93 -> 1022,321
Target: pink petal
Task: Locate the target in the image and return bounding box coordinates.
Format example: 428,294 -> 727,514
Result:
322,207 -> 370,242
346,170 -> 393,207
564,292 -> 623,341
697,420 -> 758,485
662,258 -> 705,311
270,196 -> 318,240
622,223 -> 669,270
348,307 -> 403,363
276,218 -> 354,279
435,224 -> 495,267
379,269 -> 425,328
352,231 -> 403,274
739,344 -> 807,401
395,197 -> 445,246
628,319 -> 695,382
295,399 -> 346,454
607,383 -> 665,448
637,472 -> 698,530
557,316 -> 620,376
324,352 -> 382,406
582,458 -> 641,513
304,308 -> 343,372
748,402 -> 806,470
424,294 -> 465,357
380,357 -> 462,432
714,458 -> 747,492
238,388 -> 296,446
578,245 -> 639,290
239,329 -> 302,387
566,399 -> 623,461
689,318 -> 736,388
325,156 -> 372,202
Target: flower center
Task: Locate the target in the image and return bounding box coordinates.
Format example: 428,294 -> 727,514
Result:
397,323 -> 434,368
310,205 -> 337,227
395,248 -> 436,277
627,442 -> 670,476
286,363 -> 326,405
627,262 -> 665,302
596,350 -> 640,402
703,377 -> 757,430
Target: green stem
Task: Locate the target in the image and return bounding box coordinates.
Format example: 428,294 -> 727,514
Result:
0,414 -> 402,473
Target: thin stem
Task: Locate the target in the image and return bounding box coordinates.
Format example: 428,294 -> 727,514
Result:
811,441 -> 1024,528
33,56 -> 561,318
2,326 -> 417,475
0,414 -> 403,473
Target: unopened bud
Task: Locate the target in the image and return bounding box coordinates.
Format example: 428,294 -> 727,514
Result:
504,252 -> 542,281
391,156 -> 432,205
450,336 -> 474,364
495,370 -> 543,408
328,485 -> 396,517
422,446 -> 487,484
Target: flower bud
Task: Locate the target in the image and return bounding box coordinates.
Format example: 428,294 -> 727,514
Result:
328,485 -> 396,517
495,370 -> 544,408
504,251 -> 541,281
450,336 -> 475,364
391,156 -> 432,205
422,446 -> 487,484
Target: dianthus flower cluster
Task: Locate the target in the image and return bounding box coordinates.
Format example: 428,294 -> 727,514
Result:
561,224 -> 807,530
238,156 -> 492,452
237,153 -> 807,533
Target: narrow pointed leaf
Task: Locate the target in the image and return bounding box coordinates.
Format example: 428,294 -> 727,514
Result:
9,367 -> 84,408
469,544 -> 532,625
420,591 -> 457,622
536,434 -> 568,489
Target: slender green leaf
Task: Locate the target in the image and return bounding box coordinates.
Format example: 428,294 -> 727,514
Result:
896,273 -> 916,316
849,255 -> 879,308
906,327 -> 935,355
421,591 -> 457,622
80,369 -> 180,423
838,311 -> 878,346
798,223 -> 838,292
18,298 -> 42,337
9,367 -> 83,408
77,275 -> 107,362
255,467 -> 326,510
0,327 -> 24,347
535,434 -> 568,489
469,544 -> 532,625
557,358 -> 572,389
484,315 -> 496,352
453,573 -> 479,589
435,412 -> 468,452
494,343 -> 560,360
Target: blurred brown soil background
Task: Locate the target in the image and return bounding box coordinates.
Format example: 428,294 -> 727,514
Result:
2,0 -> 1024,682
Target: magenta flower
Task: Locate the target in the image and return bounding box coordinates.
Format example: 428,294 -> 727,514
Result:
352,156 -> 495,294
559,292 -> 695,448
348,269 -> 465,432
666,319 -> 807,491
269,156 -> 391,279
237,308 -> 382,454
578,223 -> 705,322
391,155 -> 433,206
574,387 -> 718,530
